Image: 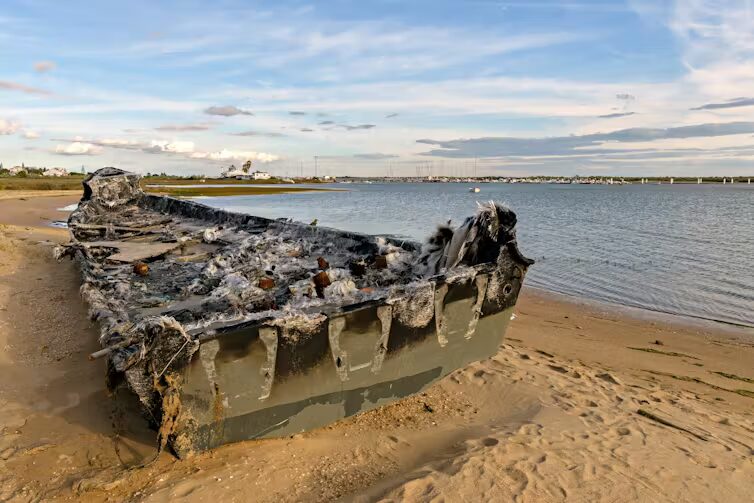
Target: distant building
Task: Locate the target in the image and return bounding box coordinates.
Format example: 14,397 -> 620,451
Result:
250,170 -> 271,180
221,165 -> 247,178
43,167 -> 68,177
220,164 -> 272,180
9,166 -> 26,175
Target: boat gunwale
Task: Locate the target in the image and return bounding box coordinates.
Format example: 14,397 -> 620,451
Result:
133,194 -> 532,340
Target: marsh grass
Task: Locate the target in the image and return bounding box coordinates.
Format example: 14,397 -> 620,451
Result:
148,186 -> 338,197
0,176 -> 83,191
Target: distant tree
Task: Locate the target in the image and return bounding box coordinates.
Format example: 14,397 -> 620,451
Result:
242,160 -> 252,173
16,170 -> 27,178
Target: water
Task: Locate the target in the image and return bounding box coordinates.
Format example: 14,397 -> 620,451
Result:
196,183 -> 754,327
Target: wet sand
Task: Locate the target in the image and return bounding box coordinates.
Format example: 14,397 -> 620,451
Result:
1,194 -> 752,502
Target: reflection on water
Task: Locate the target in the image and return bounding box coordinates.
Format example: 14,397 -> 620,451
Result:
198,183 -> 753,327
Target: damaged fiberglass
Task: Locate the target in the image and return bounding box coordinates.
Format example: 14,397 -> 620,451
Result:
56,167 -> 533,457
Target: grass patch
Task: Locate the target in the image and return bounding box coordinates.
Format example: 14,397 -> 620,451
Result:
142,176 -> 327,186
712,371 -> 754,384
0,176 -> 339,196
146,186 -> 338,197
0,176 -> 83,191
644,370 -> 753,399
628,347 -> 698,359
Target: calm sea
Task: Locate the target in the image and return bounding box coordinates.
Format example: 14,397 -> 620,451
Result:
196,183 -> 754,327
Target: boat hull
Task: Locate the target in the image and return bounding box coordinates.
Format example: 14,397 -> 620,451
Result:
173,270 -> 521,457
60,168 -> 532,457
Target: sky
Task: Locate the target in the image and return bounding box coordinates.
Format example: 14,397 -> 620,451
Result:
1,0 -> 753,177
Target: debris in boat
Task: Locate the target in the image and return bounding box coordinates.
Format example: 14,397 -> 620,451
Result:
349,258 -> 367,276
59,167 -> 533,457
373,255 -> 388,269
313,271 -> 331,298
133,262 -> 149,276
203,228 -> 218,243
258,277 -> 275,290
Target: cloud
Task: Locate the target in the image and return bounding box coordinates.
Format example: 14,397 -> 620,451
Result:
616,93 -> 635,101
668,1 -> 754,98
300,128 -> 314,132
52,137 -> 144,150
189,149 -> 280,162
144,140 -> 196,154
340,124 -> 376,130
385,113 -> 399,118
418,121 -> 754,158
33,60 -> 56,72
0,80 -> 52,95
289,111 -> 306,115
598,112 -> 637,118
54,142 -> 102,155
318,120 -> 335,125
22,129 -> 39,139
99,138 -> 142,147
353,153 -> 399,160
51,135 -> 280,164
690,97 -> 754,111
0,119 -> 20,135
233,130 -> 286,137
154,123 -> 211,131
204,105 -> 253,116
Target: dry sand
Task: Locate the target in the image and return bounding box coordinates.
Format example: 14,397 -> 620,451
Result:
0,194 -> 752,502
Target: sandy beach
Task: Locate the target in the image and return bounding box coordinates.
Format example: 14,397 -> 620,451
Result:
1,194 -> 752,502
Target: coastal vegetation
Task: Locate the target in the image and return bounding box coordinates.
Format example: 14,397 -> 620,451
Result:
0,174 -> 335,196
147,185 -> 337,197
141,175 -> 327,186
0,174 -> 84,191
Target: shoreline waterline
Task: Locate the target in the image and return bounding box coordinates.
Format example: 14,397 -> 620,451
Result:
192,182 -> 753,328
8,189 -> 751,332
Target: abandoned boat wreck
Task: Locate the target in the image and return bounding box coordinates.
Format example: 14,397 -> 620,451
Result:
57,167 -> 533,458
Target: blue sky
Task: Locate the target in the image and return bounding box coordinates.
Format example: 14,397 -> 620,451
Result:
1,0 -> 753,177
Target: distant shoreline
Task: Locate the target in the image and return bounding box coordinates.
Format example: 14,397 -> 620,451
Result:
147,185 -> 341,197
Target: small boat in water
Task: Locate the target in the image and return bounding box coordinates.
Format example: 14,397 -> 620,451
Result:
57,168 -> 532,457
470,187 -> 481,193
